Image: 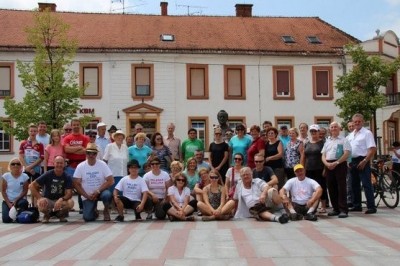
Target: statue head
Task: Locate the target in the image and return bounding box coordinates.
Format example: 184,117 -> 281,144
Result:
217,110 -> 228,125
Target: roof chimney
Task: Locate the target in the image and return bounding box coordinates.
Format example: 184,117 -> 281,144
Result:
160,2 -> 168,16
38,3 -> 57,12
235,4 -> 253,17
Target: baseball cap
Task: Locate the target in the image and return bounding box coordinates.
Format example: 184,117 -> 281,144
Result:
97,122 -> 106,128
309,124 -> 320,131
293,164 -> 304,172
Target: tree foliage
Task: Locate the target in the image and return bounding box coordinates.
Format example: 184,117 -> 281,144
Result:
335,43 -> 400,126
2,8 -> 85,140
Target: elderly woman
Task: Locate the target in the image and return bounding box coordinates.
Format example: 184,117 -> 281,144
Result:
143,157 -> 172,220
247,125 -> 265,169
128,132 -> 153,176
265,127 -> 285,190
197,171 -> 235,221
284,127 -> 304,179
104,130 -> 129,192
169,160 -> 183,182
151,132 -> 173,173
1,158 -> 30,223
163,172 -> 196,221
225,153 -> 244,200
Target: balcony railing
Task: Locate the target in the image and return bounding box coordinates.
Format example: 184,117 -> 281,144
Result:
386,93 -> 400,106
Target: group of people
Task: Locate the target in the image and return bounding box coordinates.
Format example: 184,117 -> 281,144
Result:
1,112 -> 379,224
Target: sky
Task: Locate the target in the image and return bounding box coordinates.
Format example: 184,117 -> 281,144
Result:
0,0 -> 399,41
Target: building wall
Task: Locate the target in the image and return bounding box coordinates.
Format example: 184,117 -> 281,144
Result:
1,51 -> 346,164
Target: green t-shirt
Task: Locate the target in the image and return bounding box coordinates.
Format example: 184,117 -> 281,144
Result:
181,138 -> 204,163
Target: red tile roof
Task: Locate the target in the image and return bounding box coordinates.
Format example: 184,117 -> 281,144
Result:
0,9 -> 359,55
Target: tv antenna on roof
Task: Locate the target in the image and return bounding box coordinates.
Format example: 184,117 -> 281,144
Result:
111,0 -> 147,14
176,4 -> 206,16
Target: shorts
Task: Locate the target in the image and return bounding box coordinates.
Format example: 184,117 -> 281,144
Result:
249,188 -> 277,215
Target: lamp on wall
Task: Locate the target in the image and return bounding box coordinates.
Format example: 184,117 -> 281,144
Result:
117,111 -> 120,119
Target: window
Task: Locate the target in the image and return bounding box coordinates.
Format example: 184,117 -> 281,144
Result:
282,35 -> 295,43
0,63 -> 14,99
386,73 -> 397,95
228,117 -> 246,132
187,64 -> 209,99
307,36 -> 321,44
315,117 -> 333,129
224,65 -> 246,99
313,66 -> 333,100
80,63 -> 102,99
0,119 -> 12,153
84,118 -> 100,135
275,117 -> 294,129
132,64 -> 154,100
273,66 -> 294,100
189,117 -> 209,148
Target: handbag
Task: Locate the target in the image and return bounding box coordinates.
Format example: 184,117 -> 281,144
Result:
228,167 -> 236,199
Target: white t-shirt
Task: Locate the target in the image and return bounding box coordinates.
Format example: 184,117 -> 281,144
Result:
143,170 -> 170,199
167,186 -> 190,207
115,175 -> 148,201
225,167 -> 242,186
347,127 -> 376,157
2,172 -> 29,201
283,177 -> 320,205
241,187 -> 259,208
103,142 -> 128,177
74,160 -> 113,200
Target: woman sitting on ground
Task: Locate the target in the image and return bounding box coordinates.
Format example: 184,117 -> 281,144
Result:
1,158 -> 30,223
197,171 -> 235,221
163,172 -> 197,221
193,168 -> 212,202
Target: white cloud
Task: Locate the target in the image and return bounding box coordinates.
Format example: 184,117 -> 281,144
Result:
385,0 -> 400,5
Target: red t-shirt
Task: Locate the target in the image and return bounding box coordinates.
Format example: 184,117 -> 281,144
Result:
247,137 -> 265,169
62,133 -> 90,168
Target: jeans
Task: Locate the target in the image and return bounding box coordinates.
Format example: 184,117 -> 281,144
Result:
2,199 -> 29,223
350,159 -> 375,210
82,190 -> 112,222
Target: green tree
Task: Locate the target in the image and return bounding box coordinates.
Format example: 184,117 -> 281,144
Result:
1,8 -> 85,140
335,44 -> 400,130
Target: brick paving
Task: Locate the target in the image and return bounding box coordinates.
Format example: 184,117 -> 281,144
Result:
0,196 -> 399,265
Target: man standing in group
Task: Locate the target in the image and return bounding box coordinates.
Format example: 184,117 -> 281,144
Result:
19,123 -> 44,181
298,123 -> 309,144
181,128 -> 204,164
61,122 -> 72,142
321,122 -> 351,218
164,123 -> 181,161
63,118 -> 90,213
347,113 -> 377,214
95,122 -> 110,160
73,143 -> 114,222
278,125 -> 290,149
36,121 -> 50,147
194,150 -> 211,171
30,156 -> 74,223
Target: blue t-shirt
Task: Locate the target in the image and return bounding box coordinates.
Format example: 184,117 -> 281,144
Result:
2,172 -> 29,202
128,144 -> 152,175
229,135 -> 252,166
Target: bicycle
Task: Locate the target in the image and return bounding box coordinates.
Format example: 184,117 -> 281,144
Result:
370,157 -> 399,208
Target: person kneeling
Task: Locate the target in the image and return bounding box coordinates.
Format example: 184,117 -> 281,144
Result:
280,164 -> 322,222
30,156 -> 74,223
197,170 -> 235,221
233,167 -> 288,224
163,173 -> 197,221
113,159 -> 152,222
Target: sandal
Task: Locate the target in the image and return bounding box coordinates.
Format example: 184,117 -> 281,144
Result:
318,208 -> 327,213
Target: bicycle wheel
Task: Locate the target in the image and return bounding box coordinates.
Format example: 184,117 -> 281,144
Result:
380,174 -> 399,208
391,170 -> 400,190
371,170 -> 380,199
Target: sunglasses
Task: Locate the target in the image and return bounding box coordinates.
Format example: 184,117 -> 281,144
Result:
176,179 -> 185,182
10,162 -> 21,166
151,162 -> 160,166
155,138 -> 162,141
255,160 -> 264,163
210,175 -> 219,179
234,158 -> 243,161
89,135 -> 96,138
64,129 -> 72,132
86,152 -> 98,156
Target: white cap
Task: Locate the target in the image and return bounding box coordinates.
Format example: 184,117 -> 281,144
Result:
309,124 -> 320,131
9,206 -> 17,220
96,122 -> 107,128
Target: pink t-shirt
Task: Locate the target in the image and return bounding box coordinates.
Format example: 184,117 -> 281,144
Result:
45,144 -> 65,167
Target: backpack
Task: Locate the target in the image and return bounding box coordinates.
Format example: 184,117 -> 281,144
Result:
16,207 -> 39,223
